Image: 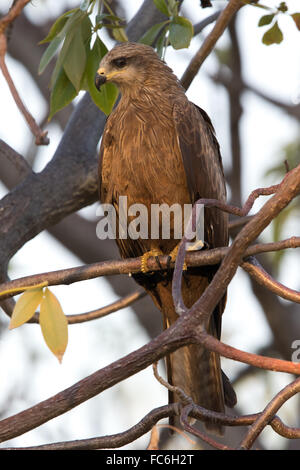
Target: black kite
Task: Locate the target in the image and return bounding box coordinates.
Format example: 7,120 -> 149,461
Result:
95,42 -> 236,434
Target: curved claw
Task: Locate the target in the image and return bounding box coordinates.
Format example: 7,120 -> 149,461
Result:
140,249 -> 163,273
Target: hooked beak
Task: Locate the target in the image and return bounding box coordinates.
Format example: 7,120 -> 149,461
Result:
95,72 -> 107,91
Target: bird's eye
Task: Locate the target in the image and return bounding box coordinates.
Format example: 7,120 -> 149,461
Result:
113,57 -> 127,68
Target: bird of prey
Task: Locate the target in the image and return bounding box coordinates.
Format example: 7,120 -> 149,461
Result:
95,42 -> 236,434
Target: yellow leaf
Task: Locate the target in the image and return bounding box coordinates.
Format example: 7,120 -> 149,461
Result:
9,288 -> 44,329
39,288 -> 68,363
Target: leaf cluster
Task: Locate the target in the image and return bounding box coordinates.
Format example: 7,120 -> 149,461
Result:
139,0 -> 194,56
39,2 -> 122,118
254,1 -> 300,45
10,287 -> 68,363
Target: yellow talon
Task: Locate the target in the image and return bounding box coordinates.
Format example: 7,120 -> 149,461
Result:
168,244 -> 187,271
141,249 -> 163,273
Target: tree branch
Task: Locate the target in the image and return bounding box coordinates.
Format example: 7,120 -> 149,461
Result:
242,256 -> 300,304
0,236 -> 299,303
1,166 -> 300,444
0,34 -> 49,145
0,0 -> 30,31
181,0 -> 244,90
238,377 -> 300,450
172,163 -> 300,328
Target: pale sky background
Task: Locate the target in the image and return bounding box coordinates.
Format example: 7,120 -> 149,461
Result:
0,0 -> 299,450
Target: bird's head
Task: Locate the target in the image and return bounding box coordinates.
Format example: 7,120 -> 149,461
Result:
94,42 -> 178,94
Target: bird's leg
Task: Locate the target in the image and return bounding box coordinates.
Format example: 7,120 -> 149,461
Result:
140,249 -> 164,273
167,244 -> 187,271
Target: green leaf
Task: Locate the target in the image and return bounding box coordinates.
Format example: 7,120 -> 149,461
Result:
86,36 -> 118,115
49,67 -> 77,120
262,21 -> 283,45
139,21 -> 169,45
63,26 -> 87,91
49,11 -> 87,89
38,36 -> 63,75
291,13 -> 300,30
258,14 -> 275,27
39,8 -> 78,44
39,288 -> 68,363
96,13 -> 125,23
9,288 -> 44,329
39,9 -> 86,76
169,16 -> 194,49
153,0 -> 169,17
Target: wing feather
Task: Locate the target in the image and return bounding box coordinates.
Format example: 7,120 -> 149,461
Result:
173,100 -> 228,339
173,100 -> 228,250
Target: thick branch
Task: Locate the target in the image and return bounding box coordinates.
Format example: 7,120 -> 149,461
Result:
0,322 -> 192,443
0,139 -> 31,186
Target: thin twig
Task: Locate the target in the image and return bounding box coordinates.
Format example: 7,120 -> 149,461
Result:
238,377 -> 300,450
180,404 -> 234,450
0,3 -> 49,145
196,330 -> 300,375
2,404 -> 178,450
25,290 -> 146,325
0,0 -> 31,32
193,182 -> 283,218
242,256 -> 300,304
228,215 -> 253,231
153,362 -> 192,405
181,0 -> 244,90
193,11 -> 222,36
4,399 -> 300,450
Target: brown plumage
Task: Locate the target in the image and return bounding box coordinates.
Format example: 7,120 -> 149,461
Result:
95,42 -> 236,434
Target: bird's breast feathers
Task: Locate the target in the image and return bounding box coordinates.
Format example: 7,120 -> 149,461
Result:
101,102 -> 190,208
